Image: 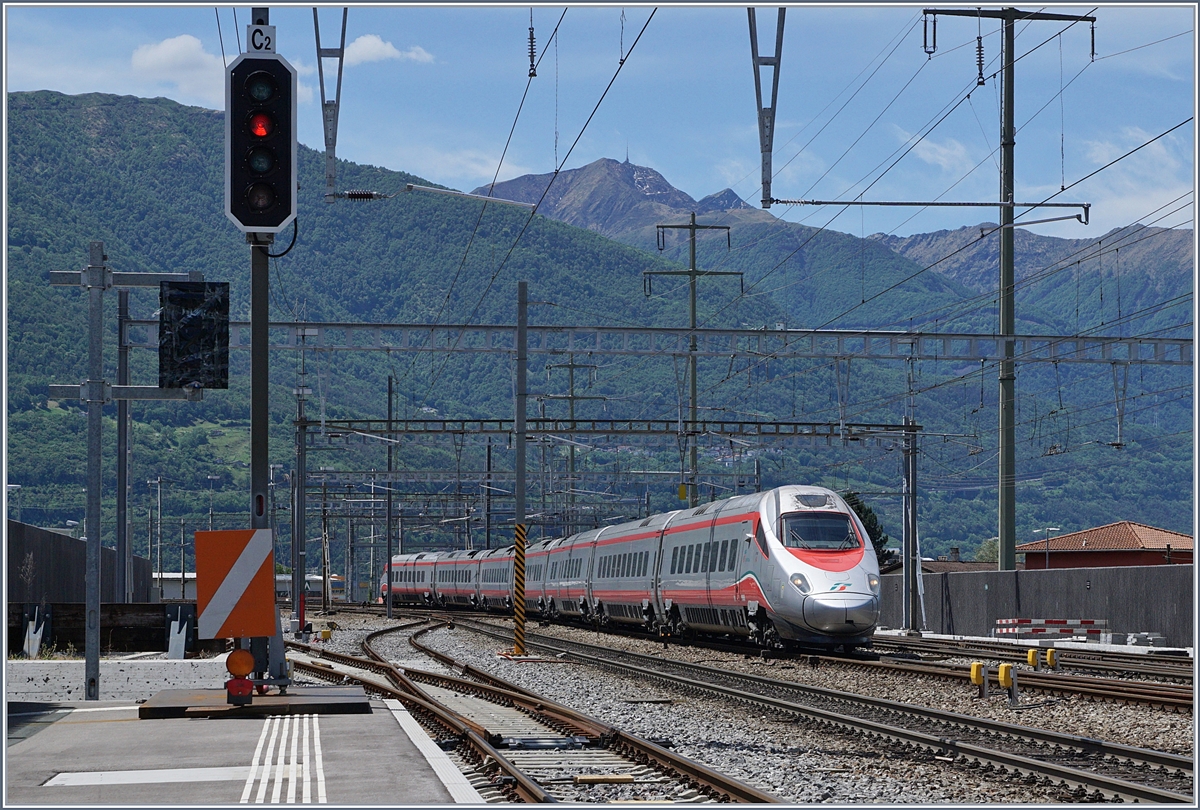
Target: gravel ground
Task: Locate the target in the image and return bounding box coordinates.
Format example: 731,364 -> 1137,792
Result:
519,619 -> 1196,757
310,610 -> 1195,803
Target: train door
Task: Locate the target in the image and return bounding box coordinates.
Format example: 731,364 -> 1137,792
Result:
649,510 -> 682,629
703,507 -> 721,616
732,516 -> 755,606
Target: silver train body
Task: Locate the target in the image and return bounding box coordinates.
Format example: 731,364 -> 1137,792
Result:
381,485 -> 882,648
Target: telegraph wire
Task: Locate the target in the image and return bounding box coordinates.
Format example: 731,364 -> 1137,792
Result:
215,8 -> 228,69
1093,29 -> 1191,61
417,8 -> 657,409
392,9 -> 568,392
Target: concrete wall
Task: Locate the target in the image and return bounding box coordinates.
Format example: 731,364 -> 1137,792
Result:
7,521 -> 152,603
880,564 -> 1194,647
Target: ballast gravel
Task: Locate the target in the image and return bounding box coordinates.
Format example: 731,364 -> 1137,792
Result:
308,611 -> 1194,804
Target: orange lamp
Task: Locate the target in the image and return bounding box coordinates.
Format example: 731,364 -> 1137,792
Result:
227,648 -> 256,678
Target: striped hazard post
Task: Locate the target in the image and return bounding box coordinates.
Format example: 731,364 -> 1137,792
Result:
195,529 -> 277,639
513,523 -> 527,656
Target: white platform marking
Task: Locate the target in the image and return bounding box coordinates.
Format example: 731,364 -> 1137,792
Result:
312,715 -> 327,804
46,766 -> 250,786
384,699 -> 486,803
237,714 -> 325,804
270,715 -> 290,803
254,716 -> 279,803
241,717 -> 274,803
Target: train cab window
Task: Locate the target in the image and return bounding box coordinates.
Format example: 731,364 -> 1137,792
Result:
781,513 -> 859,550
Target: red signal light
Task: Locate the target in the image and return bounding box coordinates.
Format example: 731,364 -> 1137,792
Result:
248,112 -> 273,138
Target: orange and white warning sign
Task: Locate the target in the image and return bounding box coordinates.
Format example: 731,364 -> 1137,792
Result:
195,529 -> 276,639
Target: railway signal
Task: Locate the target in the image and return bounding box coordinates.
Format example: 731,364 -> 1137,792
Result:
225,51 -> 297,233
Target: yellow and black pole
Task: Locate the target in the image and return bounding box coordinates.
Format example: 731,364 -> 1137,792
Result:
514,523 -> 527,655
513,281 -> 528,656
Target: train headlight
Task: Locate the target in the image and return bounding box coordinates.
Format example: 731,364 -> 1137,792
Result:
789,572 -> 812,594
868,573 -> 881,595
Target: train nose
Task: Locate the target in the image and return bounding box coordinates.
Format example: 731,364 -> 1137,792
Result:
802,593 -> 879,634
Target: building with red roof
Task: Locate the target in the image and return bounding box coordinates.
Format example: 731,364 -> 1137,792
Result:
1015,521 -> 1192,569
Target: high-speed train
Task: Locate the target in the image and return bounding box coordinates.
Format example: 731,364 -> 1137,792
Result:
381,485 -> 882,650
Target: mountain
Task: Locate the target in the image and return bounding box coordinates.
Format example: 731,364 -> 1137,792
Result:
6,90 -> 1192,565
479,158 -> 997,332
472,157 -> 774,243
870,224 -> 1193,336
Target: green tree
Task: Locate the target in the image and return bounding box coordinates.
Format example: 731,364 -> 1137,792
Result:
843,492 -> 890,561
973,536 -> 999,563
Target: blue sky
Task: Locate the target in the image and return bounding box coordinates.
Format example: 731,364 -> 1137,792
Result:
5,3 -> 1195,238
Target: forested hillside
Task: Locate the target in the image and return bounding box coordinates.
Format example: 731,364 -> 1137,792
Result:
6,91 -> 1192,576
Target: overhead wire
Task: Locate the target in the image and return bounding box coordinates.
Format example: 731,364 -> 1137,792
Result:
417,8 -> 658,410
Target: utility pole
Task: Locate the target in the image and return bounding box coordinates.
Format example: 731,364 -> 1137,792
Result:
148,476 -> 168,602
321,481 -> 330,612
901,418 -> 921,633
268,464 -> 282,538
49,242 -> 202,700
546,354 -> 599,536
748,7 -> 785,208
292,334 -> 313,633
514,281 -> 528,655
179,518 -> 187,600
485,439 -> 492,550
921,7 -> 1095,571
345,485 -> 353,602
386,374 -> 394,618
116,290 -> 131,603
645,213 -> 737,507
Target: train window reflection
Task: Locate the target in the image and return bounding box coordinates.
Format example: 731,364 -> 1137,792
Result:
781,513 -> 859,550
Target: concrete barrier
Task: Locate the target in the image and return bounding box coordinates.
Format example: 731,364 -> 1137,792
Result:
7,656 -> 231,702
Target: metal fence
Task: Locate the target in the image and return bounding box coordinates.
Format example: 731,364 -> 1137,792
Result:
880,564 -> 1194,647
6,520 -> 152,603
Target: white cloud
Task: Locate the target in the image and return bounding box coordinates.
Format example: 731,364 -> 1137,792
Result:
362,143 -> 530,189
344,34 -> 433,67
910,135 -> 973,175
289,57 -> 317,78
1024,126 -> 1193,236
131,34 -> 224,107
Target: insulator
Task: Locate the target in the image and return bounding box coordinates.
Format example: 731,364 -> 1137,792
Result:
528,27 -> 537,78
976,36 -> 986,86
341,189 -> 390,201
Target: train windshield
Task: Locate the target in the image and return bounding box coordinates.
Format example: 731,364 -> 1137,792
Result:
780,513 -> 860,551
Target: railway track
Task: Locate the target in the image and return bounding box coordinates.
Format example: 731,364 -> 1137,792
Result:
382,608 -> 1191,713
828,651 -> 1193,713
444,616 -> 1194,803
872,635 -> 1194,684
286,621 -> 780,803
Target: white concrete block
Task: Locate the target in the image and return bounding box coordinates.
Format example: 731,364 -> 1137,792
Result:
7,656 -> 231,701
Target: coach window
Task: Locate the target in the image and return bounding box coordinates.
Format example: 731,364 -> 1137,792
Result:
683,545 -> 692,574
